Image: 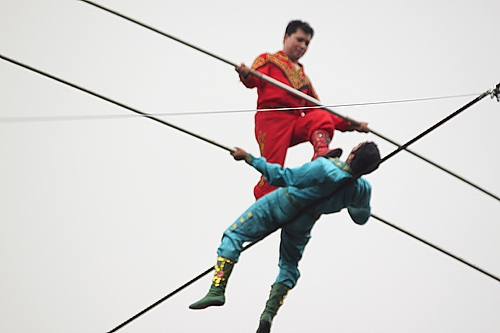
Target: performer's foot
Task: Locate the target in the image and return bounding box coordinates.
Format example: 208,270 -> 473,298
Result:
324,147 -> 343,159
189,257 -> 234,310
311,129 -> 333,160
255,284 -> 289,333
256,315 -> 272,333
189,285 -> 225,309
313,147 -> 342,160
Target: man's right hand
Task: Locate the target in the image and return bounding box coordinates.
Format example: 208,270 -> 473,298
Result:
235,63 -> 250,79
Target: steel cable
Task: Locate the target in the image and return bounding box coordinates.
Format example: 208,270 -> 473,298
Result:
77,0 -> 500,203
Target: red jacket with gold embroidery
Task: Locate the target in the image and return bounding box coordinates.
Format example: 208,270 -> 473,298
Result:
241,51 -> 350,131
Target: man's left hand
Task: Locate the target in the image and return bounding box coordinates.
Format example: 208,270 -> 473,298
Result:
231,147 -> 248,160
352,121 -> 370,133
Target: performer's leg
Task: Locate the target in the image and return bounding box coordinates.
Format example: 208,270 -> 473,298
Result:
256,283 -> 290,333
292,110 -> 340,160
256,219 -> 314,332
254,111 -> 295,199
274,225 -> 313,288
189,256 -> 235,309
190,197 -> 278,310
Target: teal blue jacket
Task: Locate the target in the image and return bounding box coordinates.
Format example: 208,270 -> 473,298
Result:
245,154 -> 372,225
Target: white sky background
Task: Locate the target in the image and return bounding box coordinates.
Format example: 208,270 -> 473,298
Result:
1,0 -> 499,332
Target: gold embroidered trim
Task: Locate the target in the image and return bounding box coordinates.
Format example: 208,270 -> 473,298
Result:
258,130 -> 266,156
251,52 -> 317,95
329,157 -> 350,171
212,257 -> 235,286
268,52 -> 309,90
226,211 -> 254,233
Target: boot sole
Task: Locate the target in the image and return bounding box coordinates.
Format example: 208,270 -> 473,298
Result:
189,301 -> 224,310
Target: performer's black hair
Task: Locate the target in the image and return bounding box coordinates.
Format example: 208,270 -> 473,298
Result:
286,20 -> 314,38
350,142 -> 381,175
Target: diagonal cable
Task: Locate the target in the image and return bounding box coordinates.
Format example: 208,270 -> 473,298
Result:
0,52 -> 496,330
2,53 -> 498,203
0,53 -> 496,285
0,54 -> 234,153
372,214 -> 500,282
102,87 -> 499,333
78,0 -> 500,203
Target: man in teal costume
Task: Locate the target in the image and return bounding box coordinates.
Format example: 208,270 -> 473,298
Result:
189,141 -> 381,333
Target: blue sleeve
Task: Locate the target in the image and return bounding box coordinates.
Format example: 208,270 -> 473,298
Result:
245,154 -> 327,188
347,178 -> 372,225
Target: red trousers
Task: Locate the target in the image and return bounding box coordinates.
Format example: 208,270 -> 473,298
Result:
253,109 -> 336,199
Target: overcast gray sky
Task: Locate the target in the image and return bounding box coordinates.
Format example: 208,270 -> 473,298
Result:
1,1 -> 499,332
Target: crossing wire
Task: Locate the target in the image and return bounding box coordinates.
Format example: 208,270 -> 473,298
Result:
0,93 -> 482,123
0,55 -> 496,282
78,0 -> 500,203
0,54 -> 234,152
108,211 -> 500,333
103,88 -> 498,333
0,54 -> 497,332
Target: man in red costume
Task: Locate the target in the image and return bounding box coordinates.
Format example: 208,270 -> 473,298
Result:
236,20 -> 370,200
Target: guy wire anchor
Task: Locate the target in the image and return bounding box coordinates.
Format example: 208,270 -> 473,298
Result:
490,82 -> 500,102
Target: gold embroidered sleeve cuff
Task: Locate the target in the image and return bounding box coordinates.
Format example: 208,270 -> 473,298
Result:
245,154 -> 255,164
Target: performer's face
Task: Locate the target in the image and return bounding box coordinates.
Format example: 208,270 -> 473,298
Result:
283,28 -> 312,62
351,142 -> 365,154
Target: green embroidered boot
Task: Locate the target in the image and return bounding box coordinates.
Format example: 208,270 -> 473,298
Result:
256,283 -> 290,333
189,257 -> 235,310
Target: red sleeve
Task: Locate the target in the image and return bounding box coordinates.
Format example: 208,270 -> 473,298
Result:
331,114 -> 352,132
